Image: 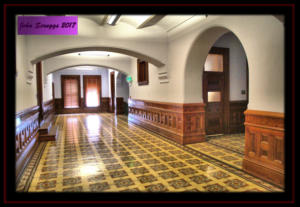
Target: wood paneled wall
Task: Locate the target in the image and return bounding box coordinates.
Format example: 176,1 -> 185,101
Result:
54,97 -> 110,114
243,110 -> 284,187
15,106 -> 40,180
229,100 -> 248,133
128,99 -> 205,145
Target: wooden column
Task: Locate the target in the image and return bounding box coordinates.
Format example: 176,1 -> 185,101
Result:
110,71 -> 115,113
36,62 -> 43,125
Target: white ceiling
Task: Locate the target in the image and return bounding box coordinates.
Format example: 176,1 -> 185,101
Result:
46,15 -> 211,59
76,14 -> 208,34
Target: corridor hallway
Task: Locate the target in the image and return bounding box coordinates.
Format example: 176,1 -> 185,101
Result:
17,114 -> 282,192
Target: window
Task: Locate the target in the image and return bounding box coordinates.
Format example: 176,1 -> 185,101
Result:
137,59 -> 149,85
207,91 -> 221,102
83,75 -> 101,107
61,75 -> 80,108
204,54 -> 223,72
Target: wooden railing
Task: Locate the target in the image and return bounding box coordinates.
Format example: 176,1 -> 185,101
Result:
15,106 -> 40,179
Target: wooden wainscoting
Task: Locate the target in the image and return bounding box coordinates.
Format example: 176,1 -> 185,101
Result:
128,99 -> 205,145
16,106 -> 40,181
54,97 -> 110,114
229,100 -> 248,133
243,110 -> 284,187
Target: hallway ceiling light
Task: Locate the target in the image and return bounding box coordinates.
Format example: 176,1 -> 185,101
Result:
107,15 -> 120,25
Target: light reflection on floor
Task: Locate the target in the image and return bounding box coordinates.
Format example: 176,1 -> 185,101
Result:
19,113 -> 282,192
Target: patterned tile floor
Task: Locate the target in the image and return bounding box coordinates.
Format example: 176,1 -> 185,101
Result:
187,135 -> 244,170
17,113 -> 283,192
207,134 -> 245,155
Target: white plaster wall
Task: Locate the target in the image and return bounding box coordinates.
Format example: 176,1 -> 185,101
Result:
116,73 -> 129,103
213,32 -> 248,101
16,34 -> 37,113
43,73 -> 53,102
129,58 -> 172,102
52,67 -> 109,99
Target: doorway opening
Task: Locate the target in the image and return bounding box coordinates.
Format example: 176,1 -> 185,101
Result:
187,32 -> 249,170
203,32 -> 249,137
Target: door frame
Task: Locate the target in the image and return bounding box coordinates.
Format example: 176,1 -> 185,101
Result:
203,47 -> 230,134
110,71 -> 115,113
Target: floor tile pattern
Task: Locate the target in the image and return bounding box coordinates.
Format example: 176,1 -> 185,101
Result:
206,134 -> 245,154
187,142 -> 243,169
17,113 -> 282,192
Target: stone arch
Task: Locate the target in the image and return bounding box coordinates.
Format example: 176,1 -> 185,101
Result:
184,26 -> 231,103
31,47 -> 165,68
47,64 -> 130,76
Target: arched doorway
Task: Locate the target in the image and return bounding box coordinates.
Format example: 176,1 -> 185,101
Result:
184,19 -> 284,187
187,31 -> 249,170
202,32 -> 249,136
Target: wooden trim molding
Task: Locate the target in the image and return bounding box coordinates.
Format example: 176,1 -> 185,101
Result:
16,106 -> 40,181
110,72 -> 115,113
36,62 -> 44,124
128,99 -> 205,145
243,109 -> 284,187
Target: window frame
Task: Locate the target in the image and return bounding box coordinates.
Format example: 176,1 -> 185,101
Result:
61,75 -> 81,109
83,75 -> 102,108
137,59 -> 149,86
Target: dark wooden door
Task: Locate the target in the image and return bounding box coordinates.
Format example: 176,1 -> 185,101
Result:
203,47 -> 229,135
203,72 -> 225,135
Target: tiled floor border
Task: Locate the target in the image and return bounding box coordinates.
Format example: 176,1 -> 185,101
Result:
16,142 -> 48,192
